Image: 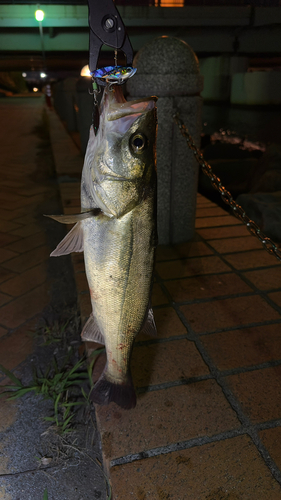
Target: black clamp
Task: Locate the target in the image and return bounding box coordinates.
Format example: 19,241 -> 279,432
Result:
87,0 -> 133,75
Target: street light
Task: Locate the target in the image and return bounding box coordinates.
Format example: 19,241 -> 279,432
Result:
35,9 -> 44,22
35,9 -> 46,67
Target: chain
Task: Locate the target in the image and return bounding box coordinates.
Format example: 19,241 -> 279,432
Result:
173,112 -> 281,262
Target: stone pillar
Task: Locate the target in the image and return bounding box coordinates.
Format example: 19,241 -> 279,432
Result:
76,77 -> 94,155
62,77 -> 78,133
53,78 -> 78,132
127,36 -> 203,244
53,80 -> 64,118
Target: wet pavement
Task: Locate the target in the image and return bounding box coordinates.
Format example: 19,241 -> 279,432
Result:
1,96 -> 281,499
0,96 -> 107,500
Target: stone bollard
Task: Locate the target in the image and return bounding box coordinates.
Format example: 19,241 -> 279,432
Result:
76,77 -> 94,155
62,78 -> 78,133
127,36 -> 204,245
53,78 -> 78,133
53,80 -> 64,118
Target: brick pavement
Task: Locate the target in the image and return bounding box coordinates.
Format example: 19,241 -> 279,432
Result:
48,104 -> 281,498
0,98 -> 54,371
93,194 -> 281,499
2,97 -> 281,499
46,106 -> 281,499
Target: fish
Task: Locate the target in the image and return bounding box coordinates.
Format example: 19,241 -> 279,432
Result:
47,84 -> 158,409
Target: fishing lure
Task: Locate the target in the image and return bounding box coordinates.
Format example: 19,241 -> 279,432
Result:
92,65 -> 137,84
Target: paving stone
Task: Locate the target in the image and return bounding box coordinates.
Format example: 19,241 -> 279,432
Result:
78,292 -> 92,325
151,283 -> 169,306
195,215 -> 239,229
0,232 -> 20,247
10,222 -> 42,238
18,185 -> 52,196
197,225 -> 249,240
75,272 -> 89,293
0,396 -> 17,433
131,339 -> 209,387
196,206 -> 228,217
156,255 -> 231,280
61,198 -> 81,208
0,209 -> 21,221
208,236 -> 263,254
1,246 -> 50,273
71,253 -> 85,273
165,272 -> 251,302
0,293 -> 12,307
180,295 -> 280,334
5,231 -> 46,253
0,267 -> 17,284
0,317 -> 39,370
226,366 -> 281,423
0,262 -> 47,297
137,307 -> 186,342
110,435 -> 281,500
243,267 -> 281,291
0,326 -> 8,339
156,241 -> 213,262
95,380 -> 240,462
0,220 -> 22,234
0,284 -> 49,329
224,249 -> 278,270
0,248 -> 18,264
201,323 -> 281,371
63,207 -> 82,215
0,194 -> 43,210
268,291 -> 281,308
12,214 -> 37,225
259,427 -> 281,471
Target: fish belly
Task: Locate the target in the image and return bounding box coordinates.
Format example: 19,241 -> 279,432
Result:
83,196 -> 155,407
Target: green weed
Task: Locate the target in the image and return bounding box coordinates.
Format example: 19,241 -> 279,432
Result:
0,348 -> 104,435
36,319 -> 70,346
43,488 -> 48,500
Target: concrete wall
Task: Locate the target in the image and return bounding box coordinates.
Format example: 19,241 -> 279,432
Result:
199,56 -> 249,102
231,71 -> 281,105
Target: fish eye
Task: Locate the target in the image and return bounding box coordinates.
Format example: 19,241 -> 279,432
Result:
130,134 -> 146,154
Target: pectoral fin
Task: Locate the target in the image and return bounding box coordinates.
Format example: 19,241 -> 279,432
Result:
81,313 -> 105,344
44,208 -> 101,224
50,222 -> 84,256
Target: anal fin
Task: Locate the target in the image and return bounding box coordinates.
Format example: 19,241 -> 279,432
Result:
81,313 -> 105,344
141,308 -> 157,337
50,222 -> 83,256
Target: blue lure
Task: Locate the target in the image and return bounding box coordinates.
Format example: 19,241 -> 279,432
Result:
92,65 -> 137,84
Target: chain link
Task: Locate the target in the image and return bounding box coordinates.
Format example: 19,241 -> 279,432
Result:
173,113 -> 281,262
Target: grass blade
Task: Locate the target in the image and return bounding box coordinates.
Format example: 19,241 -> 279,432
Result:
0,364 -> 22,387
43,488 -> 48,500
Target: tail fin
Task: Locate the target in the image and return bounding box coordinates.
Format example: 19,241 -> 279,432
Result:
90,370 -> 136,410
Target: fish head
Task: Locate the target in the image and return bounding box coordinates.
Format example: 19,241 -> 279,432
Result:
82,85 -> 157,217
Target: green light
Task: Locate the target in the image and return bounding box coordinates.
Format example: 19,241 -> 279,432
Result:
35,10 -> 44,22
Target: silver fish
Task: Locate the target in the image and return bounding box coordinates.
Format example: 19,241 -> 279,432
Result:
48,85 -> 158,409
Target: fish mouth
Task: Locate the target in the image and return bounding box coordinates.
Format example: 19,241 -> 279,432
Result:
104,85 -> 157,122
107,96 -> 158,122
